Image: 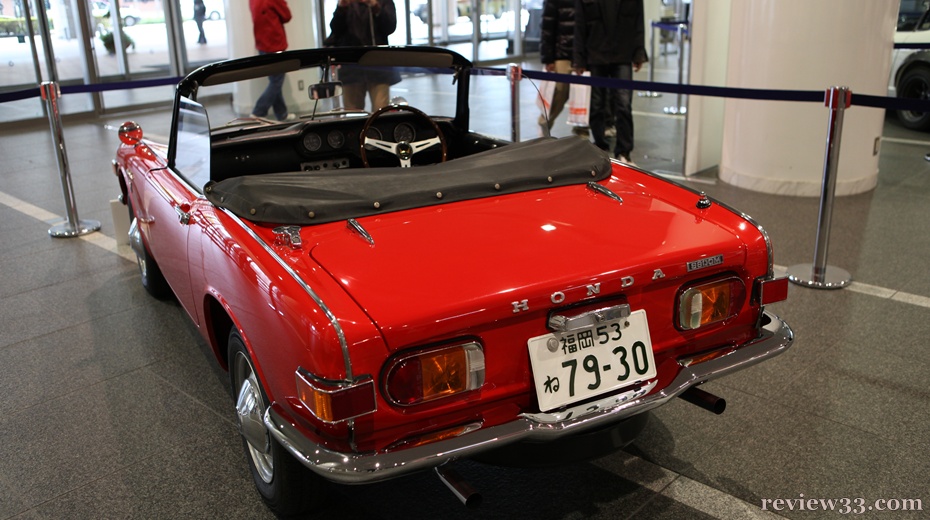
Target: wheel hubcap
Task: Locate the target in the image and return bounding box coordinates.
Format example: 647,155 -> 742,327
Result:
235,356 -> 274,483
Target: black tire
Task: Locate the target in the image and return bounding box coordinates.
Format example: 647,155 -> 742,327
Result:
228,329 -> 325,516
896,66 -> 930,130
127,199 -> 171,299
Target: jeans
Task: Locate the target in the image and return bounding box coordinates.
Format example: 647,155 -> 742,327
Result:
589,63 -> 633,158
252,52 -> 288,120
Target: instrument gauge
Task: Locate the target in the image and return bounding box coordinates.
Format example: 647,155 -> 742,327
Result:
327,130 -> 345,149
302,132 -> 322,152
393,122 -> 416,143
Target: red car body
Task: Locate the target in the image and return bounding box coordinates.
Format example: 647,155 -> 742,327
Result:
113,46 -> 792,515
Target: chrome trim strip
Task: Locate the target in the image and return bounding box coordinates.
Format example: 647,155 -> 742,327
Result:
221,209 -> 354,381
265,310 -> 793,484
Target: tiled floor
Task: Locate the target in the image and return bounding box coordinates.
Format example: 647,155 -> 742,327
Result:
1,57 -> 929,519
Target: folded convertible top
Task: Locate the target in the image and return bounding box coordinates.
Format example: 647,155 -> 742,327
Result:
204,137 -> 612,225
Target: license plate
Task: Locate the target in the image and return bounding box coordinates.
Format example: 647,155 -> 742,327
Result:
527,309 -> 657,412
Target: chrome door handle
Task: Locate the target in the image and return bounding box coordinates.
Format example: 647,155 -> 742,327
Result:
174,205 -> 191,225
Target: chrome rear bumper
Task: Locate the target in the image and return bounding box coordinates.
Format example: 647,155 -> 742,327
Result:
265,310 -> 793,484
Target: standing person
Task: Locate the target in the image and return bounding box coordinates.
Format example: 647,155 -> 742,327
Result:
538,0 -> 588,138
193,0 -> 207,44
325,0 -> 399,111
574,0 -> 647,164
249,0 -> 294,121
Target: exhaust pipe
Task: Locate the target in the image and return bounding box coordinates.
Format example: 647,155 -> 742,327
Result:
435,464 -> 482,509
679,386 -> 726,415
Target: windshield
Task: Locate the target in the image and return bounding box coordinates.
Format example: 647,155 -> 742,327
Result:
194,64 -> 461,129
898,0 -> 930,31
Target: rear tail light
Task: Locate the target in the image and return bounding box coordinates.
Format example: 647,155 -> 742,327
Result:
296,370 -> 376,424
677,276 -> 745,330
384,342 -> 485,406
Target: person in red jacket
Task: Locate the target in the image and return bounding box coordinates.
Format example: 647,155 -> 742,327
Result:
249,0 -> 294,121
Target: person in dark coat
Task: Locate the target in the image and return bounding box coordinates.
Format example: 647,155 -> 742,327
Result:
193,0 -> 207,44
574,0 -> 647,163
325,0 -> 399,111
539,0 -> 588,137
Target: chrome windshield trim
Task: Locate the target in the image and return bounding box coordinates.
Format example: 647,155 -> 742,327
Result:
222,209 -> 355,381
266,310 -> 793,484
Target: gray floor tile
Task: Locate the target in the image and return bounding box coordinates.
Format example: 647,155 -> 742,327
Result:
0,369 -> 234,517
0,303 -> 195,416
19,437 -> 273,520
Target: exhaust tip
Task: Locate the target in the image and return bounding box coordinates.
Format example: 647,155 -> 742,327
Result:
680,386 -> 726,415
435,464 -> 482,509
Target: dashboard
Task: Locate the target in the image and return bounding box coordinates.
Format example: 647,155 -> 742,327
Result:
210,111 -> 451,181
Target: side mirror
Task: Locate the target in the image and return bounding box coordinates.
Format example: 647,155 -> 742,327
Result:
309,81 -> 343,100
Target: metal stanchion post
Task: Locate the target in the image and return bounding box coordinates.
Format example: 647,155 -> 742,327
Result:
663,23 -> 687,115
787,86 -> 852,289
509,63 -> 521,142
39,81 -> 101,238
638,21 -> 661,98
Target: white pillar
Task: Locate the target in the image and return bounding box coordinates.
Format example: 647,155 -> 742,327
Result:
227,2 -> 321,117
684,0 -> 731,176
719,0 -> 897,196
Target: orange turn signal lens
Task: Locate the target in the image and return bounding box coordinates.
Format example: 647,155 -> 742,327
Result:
678,277 -> 745,330
385,342 -> 485,406
296,371 -> 376,424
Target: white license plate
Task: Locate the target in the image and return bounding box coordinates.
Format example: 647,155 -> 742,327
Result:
527,309 -> 657,412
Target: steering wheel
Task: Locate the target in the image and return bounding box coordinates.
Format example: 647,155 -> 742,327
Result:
359,104 -> 447,168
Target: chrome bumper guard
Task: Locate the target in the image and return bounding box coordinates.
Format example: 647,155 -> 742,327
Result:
265,310 -> 793,484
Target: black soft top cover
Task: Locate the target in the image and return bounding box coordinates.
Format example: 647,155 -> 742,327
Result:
204,137 -> 611,225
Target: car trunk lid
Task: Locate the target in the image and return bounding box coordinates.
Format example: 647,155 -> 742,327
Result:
305,175 -> 753,350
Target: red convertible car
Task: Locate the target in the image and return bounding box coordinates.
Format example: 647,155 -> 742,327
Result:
112,46 -> 793,515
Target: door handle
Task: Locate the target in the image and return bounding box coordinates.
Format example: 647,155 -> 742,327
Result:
174,204 -> 192,225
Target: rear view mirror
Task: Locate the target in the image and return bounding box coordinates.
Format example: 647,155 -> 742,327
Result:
309,81 -> 343,100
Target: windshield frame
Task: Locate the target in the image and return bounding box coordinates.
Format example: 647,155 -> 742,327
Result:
167,46 -> 473,170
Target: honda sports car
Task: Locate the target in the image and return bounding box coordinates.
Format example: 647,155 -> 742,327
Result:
112,46 -> 793,516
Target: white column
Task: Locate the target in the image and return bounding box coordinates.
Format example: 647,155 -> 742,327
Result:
719,0 -> 897,196
684,0 -> 731,176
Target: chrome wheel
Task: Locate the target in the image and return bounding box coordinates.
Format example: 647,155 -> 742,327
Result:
232,350 -> 274,484
227,328 -> 326,514
127,204 -> 171,299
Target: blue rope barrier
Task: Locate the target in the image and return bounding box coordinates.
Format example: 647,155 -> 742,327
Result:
2,66 -> 930,114
60,76 -> 181,95
893,42 -> 930,49
0,87 -> 40,103
0,76 -> 180,104
482,67 -> 930,113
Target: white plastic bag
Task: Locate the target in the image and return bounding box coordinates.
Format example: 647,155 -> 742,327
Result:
536,80 -> 556,119
567,72 -> 591,127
